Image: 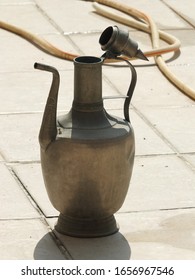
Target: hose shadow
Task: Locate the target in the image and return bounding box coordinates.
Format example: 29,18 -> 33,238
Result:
34,231 -> 131,260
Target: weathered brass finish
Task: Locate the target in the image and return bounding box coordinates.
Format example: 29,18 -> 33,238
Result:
34,55 -> 135,237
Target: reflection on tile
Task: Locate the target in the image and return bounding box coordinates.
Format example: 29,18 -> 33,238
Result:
47,209 -> 195,260
116,208 -> 195,259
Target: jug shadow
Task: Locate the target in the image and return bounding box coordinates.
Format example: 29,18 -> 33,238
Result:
33,232 -> 66,260
34,231 -> 131,260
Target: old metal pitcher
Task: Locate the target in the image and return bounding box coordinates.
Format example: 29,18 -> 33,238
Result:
34,26 -> 146,237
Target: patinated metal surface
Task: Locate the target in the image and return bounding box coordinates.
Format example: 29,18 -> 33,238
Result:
35,56 -> 135,237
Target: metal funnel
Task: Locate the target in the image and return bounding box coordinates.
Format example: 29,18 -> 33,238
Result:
99,26 -> 148,60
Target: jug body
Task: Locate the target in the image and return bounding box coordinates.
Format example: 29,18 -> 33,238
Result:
38,56 -> 135,237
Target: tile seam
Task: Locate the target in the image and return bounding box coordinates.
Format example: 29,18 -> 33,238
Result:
118,206 -> 195,215
161,0 -> 195,29
132,105 -> 195,173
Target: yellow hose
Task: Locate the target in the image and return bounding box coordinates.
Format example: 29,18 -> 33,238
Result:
94,0 -> 195,100
93,3 -> 181,57
0,0 -> 194,99
0,20 -> 78,61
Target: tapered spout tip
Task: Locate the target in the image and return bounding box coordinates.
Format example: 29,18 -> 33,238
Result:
135,49 -> 149,61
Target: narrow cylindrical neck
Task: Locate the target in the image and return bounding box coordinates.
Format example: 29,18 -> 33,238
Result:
73,56 -> 104,111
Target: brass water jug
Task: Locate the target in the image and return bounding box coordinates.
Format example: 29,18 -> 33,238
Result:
34,26 -> 147,237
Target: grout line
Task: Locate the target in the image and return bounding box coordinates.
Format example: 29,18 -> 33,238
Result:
2,153 -> 195,165
34,2 -> 64,34
6,160 -> 41,165
8,166 -> 45,217
132,105 -> 178,154
0,109 -> 68,116
0,217 -> 43,222
161,0 -> 195,29
0,2 -> 35,6
118,206 -> 195,215
50,230 -> 73,260
7,164 -> 73,258
38,216 -> 73,259
34,1 -> 84,55
132,104 -> 195,172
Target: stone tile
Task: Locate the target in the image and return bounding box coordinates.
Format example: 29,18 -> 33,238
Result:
139,106 -> 195,153
46,217 -> 57,229
0,3 -> 57,34
100,0 -> 191,29
116,208 -> 195,259
161,65 -> 195,98
120,155 -> 195,212
0,219 -> 66,259
163,0 -> 195,27
35,0 -> 120,34
165,29 -> 195,62
0,163 -> 40,219
0,0 -> 33,4
69,32 -> 103,59
0,32 -> 77,73
183,154 -> 195,170
12,163 -> 58,217
34,0 -> 191,31
102,64 -> 194,109
0,70 -> 73,114
0,113 -> 41,161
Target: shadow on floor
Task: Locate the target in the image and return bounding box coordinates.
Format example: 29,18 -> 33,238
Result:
34,231 -> 131,260
34,233 -> 67,260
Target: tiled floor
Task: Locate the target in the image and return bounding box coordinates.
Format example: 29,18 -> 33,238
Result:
0,0 -> 195,259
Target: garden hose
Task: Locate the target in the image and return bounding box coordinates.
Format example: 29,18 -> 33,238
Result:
0,20 -> 78,61
94,0 -> 195,100
0,0 -> 194,100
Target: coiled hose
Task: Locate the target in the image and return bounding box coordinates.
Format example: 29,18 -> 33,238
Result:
0,0 -> 194,100
94,0 -> 195,100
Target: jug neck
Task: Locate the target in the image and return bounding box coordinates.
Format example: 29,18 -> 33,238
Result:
73,56 -> 104,112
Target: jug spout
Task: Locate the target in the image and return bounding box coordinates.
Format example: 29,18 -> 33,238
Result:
34,63 -> 60,150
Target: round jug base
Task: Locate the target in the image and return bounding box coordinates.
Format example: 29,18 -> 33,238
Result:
55,213 -> 119,238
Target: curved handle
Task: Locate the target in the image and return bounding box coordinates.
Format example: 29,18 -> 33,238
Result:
123,60 -> 137,122
106,58 -> 137,122
102,59 -> 137,122
34,63 -> 60,150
